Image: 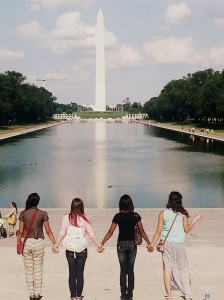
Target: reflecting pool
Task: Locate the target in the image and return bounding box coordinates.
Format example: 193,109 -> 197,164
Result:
0,122 -> 223,208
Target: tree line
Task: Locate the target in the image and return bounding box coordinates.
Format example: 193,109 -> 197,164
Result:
143,69 -> 224,125
0,71 -> 56,125
1,69 -> 223,126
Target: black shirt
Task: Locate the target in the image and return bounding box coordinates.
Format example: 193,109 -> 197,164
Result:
112,211 -> 141,241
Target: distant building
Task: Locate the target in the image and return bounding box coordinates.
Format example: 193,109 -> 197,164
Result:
122,97 -> 131,105
78,105 -> 93,112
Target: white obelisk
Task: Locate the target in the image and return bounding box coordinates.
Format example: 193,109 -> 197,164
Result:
95,9 -> 106,111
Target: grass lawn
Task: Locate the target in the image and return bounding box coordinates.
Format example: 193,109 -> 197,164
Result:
75,111 -> 127,119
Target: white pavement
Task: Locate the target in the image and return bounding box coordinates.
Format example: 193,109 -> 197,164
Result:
0,121 -> 66,141
1,208 -> 224,300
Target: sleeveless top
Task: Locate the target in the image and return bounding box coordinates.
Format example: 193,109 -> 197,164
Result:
160,209 -> 185,243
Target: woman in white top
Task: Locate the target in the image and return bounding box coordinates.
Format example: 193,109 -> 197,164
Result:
4,201 -> 18,237
149,191 -> 202,300
53,198 -> 103,300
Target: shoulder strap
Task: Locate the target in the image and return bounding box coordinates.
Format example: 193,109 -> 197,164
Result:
24,209 -> 39,243
163,213 -> 178,243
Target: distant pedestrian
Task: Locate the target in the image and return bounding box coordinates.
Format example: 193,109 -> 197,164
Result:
148,191 -> 202,300
17,193 -> 56,300
52,198 -> 103,300
0,214 -> 7,238
100,194 -> 151,300
4,201 -> 18,237
0,210 -> 3,225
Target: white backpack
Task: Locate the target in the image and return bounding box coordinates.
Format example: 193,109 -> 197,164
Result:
63,219 -> 87,253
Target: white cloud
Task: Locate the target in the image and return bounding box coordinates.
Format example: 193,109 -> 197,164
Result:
17,21 -> 46,39
209,46 -> 224,66
106,44 -> 143,69
165,2 -> 191,24
43,11 -> 95,54
0,48 -> 25,61
104,31 -> 118,49
51,11 -> 94,42
16,10 -> 118,56
213,17 -> 224,27
28,0 -> 96,11
41,11 -> 118,54
143,36 -> 206,65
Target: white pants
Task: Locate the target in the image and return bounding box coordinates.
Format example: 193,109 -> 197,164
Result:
23,238 -> 45,297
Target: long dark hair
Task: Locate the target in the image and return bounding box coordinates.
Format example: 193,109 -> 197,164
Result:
119,194 -> 134,212
12,201 -> 18,214
166,191 -> 189,217
25,193 -> 40,210
69,198 -> 90,226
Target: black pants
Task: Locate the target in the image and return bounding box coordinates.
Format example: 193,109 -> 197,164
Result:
66,249 -> 87,298
117,240 -> 137,298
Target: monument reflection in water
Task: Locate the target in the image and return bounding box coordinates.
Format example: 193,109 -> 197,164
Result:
0,122 -> 223,208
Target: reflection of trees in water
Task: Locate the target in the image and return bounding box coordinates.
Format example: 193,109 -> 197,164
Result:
145,126 -> 224,156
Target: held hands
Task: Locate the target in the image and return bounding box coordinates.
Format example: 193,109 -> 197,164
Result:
147,243 -> 154,253
52,245 -> 59,254
97,244 -> 104,253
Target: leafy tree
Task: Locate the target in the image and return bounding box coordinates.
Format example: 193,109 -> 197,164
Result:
0,71 -> 57,125
143,69 -> 224,125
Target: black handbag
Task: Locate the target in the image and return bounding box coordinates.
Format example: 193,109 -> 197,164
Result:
134,224 -> 142,245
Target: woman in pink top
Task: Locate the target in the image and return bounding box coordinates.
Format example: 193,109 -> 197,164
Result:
53,198 -> 103,300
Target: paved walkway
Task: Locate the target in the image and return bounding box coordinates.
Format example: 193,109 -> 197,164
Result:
1,208 -> 224,300
139,121 -> 224,143
0,121 -> 66,141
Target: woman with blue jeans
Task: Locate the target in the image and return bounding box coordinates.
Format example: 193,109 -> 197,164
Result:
101,194 -> 151,300
53,198 -> 103,300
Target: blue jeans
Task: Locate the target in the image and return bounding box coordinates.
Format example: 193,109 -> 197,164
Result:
66,249 -> 87,298
117,240 -> 137,297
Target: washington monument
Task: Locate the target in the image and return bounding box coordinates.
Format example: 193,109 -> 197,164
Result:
95,9 -> 106,111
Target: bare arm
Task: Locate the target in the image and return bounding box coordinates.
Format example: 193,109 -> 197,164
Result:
17,220 -> 24,246
137,220 -> 151,245
89,234 -> 103,251
101,223 -> 117,245
150,211 -> 164,249
52,235 -> 65,253
44,220 -> 56,245
5,208 -> 15,219
183,213 -> 203,233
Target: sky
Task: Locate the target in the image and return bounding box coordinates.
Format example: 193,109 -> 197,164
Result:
1,0 -> 224,106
